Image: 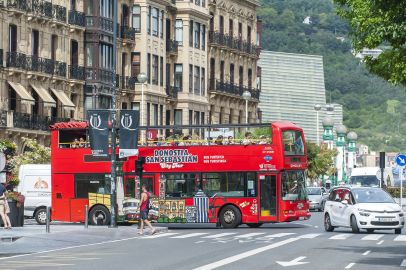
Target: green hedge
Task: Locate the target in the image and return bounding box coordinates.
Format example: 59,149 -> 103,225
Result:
385,187 -> 406,198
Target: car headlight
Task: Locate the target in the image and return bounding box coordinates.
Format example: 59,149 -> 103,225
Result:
359,212 -> 370,217
400,213 -> 404,217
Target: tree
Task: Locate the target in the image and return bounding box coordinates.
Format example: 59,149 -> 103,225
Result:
334,0 -> 406,87
306,143 -> 338,183
7,138 -> 51,187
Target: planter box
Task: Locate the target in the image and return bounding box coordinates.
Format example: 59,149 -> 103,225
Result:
0,200 -> 24,227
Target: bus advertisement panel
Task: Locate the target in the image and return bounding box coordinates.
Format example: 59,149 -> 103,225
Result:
50,121 -> 310,228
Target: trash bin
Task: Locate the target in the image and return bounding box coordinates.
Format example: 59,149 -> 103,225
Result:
7,200 -> 24,227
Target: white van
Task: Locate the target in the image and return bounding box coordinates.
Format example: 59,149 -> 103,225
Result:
349,167 -> 390,187
16,164 -> 51,225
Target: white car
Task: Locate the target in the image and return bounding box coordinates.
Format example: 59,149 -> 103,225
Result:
324,186 -> 404,234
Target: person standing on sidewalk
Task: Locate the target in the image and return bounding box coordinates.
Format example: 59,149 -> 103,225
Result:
0,183 -> 11,229
138,185 -> 156,235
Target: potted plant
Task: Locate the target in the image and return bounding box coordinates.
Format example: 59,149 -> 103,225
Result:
4,190 -> 25,227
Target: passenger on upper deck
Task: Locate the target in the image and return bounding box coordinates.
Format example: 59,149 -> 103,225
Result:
243,132 -> 254,145
215,135 -> 224,145
258,135 -> 268,145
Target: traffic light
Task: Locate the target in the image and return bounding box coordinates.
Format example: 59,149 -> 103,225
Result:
379,152 -> 385,169
135,157 -> 145,177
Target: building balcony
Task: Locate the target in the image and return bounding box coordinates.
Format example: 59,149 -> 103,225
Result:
210,79 -> 260,100
85,67 -> 115,85
6,0 -> 29,12
208,31 -> 258,57
0,110 -> 70,131
166,85 -> 179,99
30,0 -> 53,19
54,61 -> 66,77
68,10 -> 85,27
69,65 -> 85,81
120,25 -> 136,41
117,76 -> 138,91
86,16 -> 114,33
166,39 -> 178,55
52,4 -> 66,23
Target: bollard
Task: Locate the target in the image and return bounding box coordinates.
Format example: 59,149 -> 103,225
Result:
84,205 -> 89,229
46,206 -> 51,233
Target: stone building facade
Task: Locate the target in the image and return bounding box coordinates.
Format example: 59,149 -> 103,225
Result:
0,0 -> 261,151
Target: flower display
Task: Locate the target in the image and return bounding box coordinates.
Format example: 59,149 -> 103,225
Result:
6,191 -> 25,207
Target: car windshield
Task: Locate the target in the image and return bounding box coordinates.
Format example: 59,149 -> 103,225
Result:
350,175 -> 379,187
352,188 -> 395,203
281,170 -> 307,201
307,188 -> 321,195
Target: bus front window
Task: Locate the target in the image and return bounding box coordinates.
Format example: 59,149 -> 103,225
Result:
282,130 -> 304,156
281,171 -> 307,201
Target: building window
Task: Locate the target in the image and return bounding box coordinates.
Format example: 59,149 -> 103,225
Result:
160,10 -> 164,38
194,22 -> 200,49
247,26 -> 251,42
248,68 -> 252,89
100,0 -> 113,18
147,6 -> 151,34
152,7 -> 158,36
86,44 -> 94,67
147,103 -> 151,126
131,52 -> 140,77
229,19 -> 233,36
32,30 -> 39,56
201,67 -> 205,96
51,34 -> 58,61
201,25 -> 206,50
174,109 -> 182,125
238,22 -> 242,40
9,24 -> 17,53
219,16 -> 224,34
194,66 -> 200,94
202,0 -> 205,8
152,55 -> 158,85
132,5 -> 141,32
166,63 -> 170,87
160,56 -> 163,86
159,104 -> 163,126
220,61 -> 224,83
174,64 -> 183,91
100,43 -> 113,69
189,64 -> 193,93
147,53 -> 151,84
189,110 -> 193,126
239,66 -> 243,86
175,19 -> 183,45
152,104 -> 158,126
86,0 -> 94,15
230,64 -> 234,84
189,20 -> 193,47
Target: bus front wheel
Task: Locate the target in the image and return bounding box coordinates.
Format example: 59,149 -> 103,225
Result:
219,205 -> 241,229
89,205 -> 111,225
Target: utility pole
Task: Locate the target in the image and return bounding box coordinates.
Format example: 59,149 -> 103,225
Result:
110,0 -> 118,228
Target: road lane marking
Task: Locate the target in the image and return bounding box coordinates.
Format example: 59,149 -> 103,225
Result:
264,233 -> 296,238
345,263 -> 355,269
234,233 -> 266,238
143,232 -> 179,239
362,250 -> 371,256
192,237 -> 300,270
329,234 -> 352,240
276,256 -> 309,267
361,234 -> 384,241
171,233 -> 209,239
395,235 -> 406,241
401,259 -> 406,267
298,233 -> 321,239
377,240 -> 384,245
202,233 -> 237,239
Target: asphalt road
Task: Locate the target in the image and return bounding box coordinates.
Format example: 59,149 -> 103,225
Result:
1,212 -> 405,270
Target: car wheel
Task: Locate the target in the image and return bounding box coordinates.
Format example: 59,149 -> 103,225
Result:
366,229 -> 374,233
351,215 -> 360,233
395,228 -> 402,234
246,223 -> 263,228
219,205 -> 241,229
324,213 -> 334,232
35,208 -> 47,225
89,205 -> 111,225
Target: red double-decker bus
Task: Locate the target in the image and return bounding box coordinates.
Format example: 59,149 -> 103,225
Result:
50,121 -> 310,228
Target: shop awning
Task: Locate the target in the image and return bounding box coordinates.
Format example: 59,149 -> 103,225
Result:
30,84 -> 56,108
7,81 -> 35,106
50,88 -> 75,111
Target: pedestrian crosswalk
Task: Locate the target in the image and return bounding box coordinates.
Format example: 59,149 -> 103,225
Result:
139,231 -> 406,243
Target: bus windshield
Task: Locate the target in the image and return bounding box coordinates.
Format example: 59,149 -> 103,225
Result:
281,171 -> 307,200
350,175 -> 380,187
283,130 -> 304,156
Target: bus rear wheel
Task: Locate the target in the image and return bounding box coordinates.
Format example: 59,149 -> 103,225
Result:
89,205 -> 111,225
219,205 -> 241,229
246,223 -> 263,228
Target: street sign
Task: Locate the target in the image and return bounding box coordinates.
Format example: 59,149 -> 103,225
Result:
395,154 -> 406,166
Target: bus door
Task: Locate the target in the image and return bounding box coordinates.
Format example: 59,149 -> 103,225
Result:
123,174 -> 155,199
258,174 -> 278,222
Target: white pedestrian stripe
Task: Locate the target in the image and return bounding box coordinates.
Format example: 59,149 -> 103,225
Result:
345,263 -> 355,269
171,233 -> 209,239
362,250 -> 371,256
234,233 -> 266,238
395,235 -> 406,241
202,233 -> 237,239
143,233 -> 179,239
264,233 -> 296,238
329,234 -> 352,240
298,233 -> 321,239
361,234 -> 384,241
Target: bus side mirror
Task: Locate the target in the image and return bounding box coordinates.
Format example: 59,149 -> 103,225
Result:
136,157 -> 145,178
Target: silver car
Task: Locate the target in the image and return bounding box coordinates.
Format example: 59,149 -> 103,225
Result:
307,187 -> 327,212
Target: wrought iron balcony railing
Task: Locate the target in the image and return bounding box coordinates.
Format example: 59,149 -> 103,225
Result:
68,10 -> 85,27
208,31 -> 258,56
31,0 -> 52,18
166,39 -> 178,54
69,65 -> 85,80
120,25 -> 136,41
52,4 -> 66,23
210,79 -> 260,100
6,0 -> 29,12
166,85 -> 179,99
118,76 -> 138,90
85,67 -> 115,85
86,16 -> 114,33
54,61 -> 66,77
0,111 -> 72,130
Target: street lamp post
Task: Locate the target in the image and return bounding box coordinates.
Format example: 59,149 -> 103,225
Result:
314,104 -> 322,145
137,72 -> 148,143
242,90 -> 251,125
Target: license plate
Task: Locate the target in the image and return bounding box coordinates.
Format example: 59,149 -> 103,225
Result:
378,218 -> 394,222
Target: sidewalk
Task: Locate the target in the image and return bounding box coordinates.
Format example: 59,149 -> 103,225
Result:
0,222 -> 167,258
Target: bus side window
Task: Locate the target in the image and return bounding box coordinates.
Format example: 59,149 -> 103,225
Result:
247,172 -> 256,197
